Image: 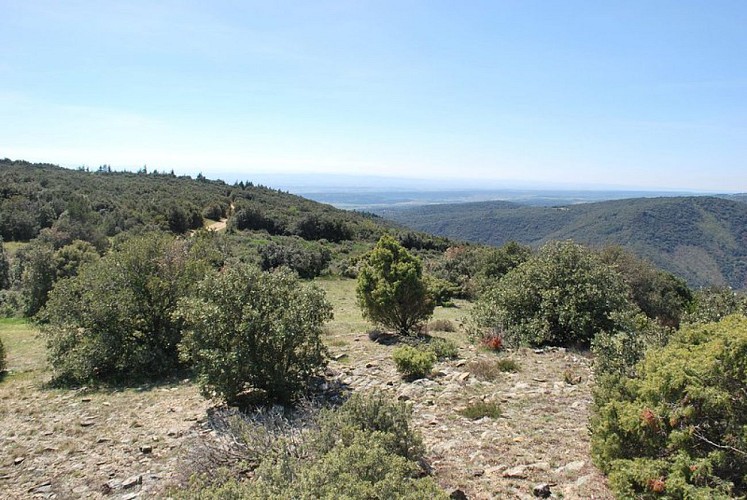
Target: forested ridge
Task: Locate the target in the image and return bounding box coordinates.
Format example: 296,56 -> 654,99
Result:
383,196 -> 747,289
0,158 -> 392,242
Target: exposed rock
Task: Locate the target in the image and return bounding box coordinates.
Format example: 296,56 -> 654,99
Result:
332,353 -> 348,361
557,460 -> 585,474
533,483 -> 552,498
80,419 -> 95,427
139,445 -> 153,454
122,474 -> 142,489
503,465 -> 528,479
14,456 -> 25,465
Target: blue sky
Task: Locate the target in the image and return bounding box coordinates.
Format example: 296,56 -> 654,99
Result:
2,1 -> 746,191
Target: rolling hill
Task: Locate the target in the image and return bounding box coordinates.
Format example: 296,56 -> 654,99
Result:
382,196 -> 747,289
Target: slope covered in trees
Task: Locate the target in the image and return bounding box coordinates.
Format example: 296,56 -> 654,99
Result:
383,196 -> 747,289
0,159 -> 390,242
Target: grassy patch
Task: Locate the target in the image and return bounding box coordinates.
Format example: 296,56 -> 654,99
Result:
458,401 -> 502,420
0,318 -> 45,377
467,357 -> 521,381
315,277 -> 368,336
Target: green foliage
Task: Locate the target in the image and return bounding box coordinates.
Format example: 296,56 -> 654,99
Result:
599,246 -> 693,328
428,318 -> 456,332
174,392 -> 444,499
52,240 -> 99,280
356,235 -> 434,335
177,265 -> 332,405
41,233 -> 214,384
467,357 -> 520,381
18,241 -> 55,316
494,358 -> 521,373
425,275 -> 459,307
591,315 -> 747,498
314,392 -> 425,461
591,313 -> 673,379
392,345 -> 436,379
458,401 -> 502,420
471,240 -> 635,347
683,286 -> 747,325
258,238 -> 332,279
476,241 -> 532,285
386,196 -> 747,289
426,337 -> 459,360
0,238 -> 9,290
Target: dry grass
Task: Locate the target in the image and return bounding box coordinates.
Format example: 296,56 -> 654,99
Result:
467,356 -> 521,381
458,400 -> 502,420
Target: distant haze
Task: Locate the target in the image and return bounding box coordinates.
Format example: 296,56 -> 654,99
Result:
3,2 -> 747,191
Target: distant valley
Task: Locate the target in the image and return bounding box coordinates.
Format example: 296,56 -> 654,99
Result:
381,196 -> 747,289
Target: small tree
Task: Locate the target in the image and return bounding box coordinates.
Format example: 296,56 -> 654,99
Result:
356,235 -> 434,335
177,265 -> 332,405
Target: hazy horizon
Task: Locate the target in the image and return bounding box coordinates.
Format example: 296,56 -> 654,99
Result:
3,2 -> 746,191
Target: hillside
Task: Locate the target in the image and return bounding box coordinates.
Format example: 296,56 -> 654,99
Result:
382,196 -> 747,289
0,159 -> 389,243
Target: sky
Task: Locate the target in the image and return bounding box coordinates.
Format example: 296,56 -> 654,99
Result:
1,1 -> 746,191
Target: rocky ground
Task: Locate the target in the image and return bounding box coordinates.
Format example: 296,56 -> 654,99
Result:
0,291 -> 613,499
325,333 -> 613,499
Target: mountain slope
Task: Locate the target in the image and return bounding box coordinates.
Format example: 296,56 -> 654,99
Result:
0,159 -> 390,243
383,197 -> 747,289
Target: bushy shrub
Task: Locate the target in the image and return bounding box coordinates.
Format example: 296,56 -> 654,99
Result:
458,400 -> 502,420
357,235 -> 434,335
683,286 -> 747,325
314,392 -> 424,461
471,240 -> 634,347
0,290 -> 23,318
258,238 -> 331,279
428,318 -> 456,332
591,315 -> 747,498
599,246 -> 692,328
173,392 -> 445,499
177,265 -> 332,405
392,345 -> 436,379
41,233 -> 213,384
426,337 -> 458,360
591,312 -> 673,379
426,276 -> 459,307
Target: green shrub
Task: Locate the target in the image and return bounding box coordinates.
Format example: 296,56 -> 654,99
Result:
41,233 -> 213,384
428,319 -> 456,332
314,391 -> 424,461
458,401 -> 502,420
426,276 -> 459,307
392,345 -> 436,379
426,337 -> 458,360
591,313 -> 673,378
177,264 -> 332,405
591,315 -> 747,498
683,286 -> 747,325
258,238 -> 332,279
357,235 -> 434,335
173,392 -> 445,499
471,240 -> 635,348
